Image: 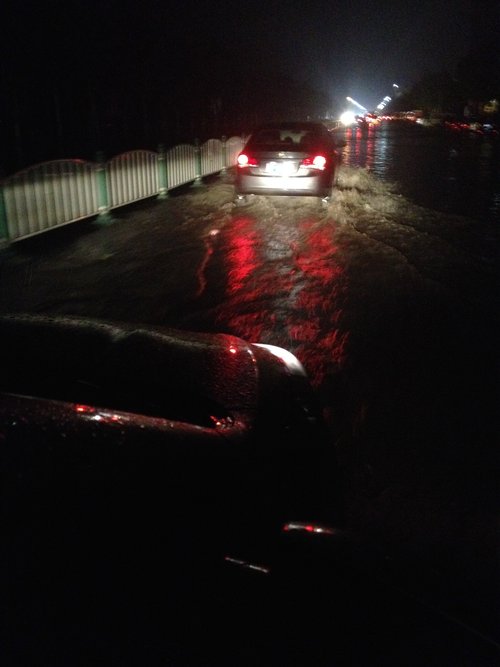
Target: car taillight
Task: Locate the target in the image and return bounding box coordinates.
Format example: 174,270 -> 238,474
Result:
237,153 -> 259,167
300,155 -> 327,170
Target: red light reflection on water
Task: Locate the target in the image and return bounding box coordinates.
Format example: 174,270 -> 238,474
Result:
290,222 -> 349,387
365,130 -> 376,170
218,214 -> 349,389
225,220 -> 260,294
217,216 -> 268,341
342,127 -> 376,170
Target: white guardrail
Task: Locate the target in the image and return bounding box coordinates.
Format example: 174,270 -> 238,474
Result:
0,135 -> 245,243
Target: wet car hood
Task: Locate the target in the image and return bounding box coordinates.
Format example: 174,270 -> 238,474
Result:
0,313 -> 276,426
0,313 -> 340,574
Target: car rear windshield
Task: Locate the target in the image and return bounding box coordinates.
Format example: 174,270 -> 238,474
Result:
249,128 -> 327,150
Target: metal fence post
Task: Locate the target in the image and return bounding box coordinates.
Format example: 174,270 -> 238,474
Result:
193,138 -> 203,187
157,143 -> 169,199
0,183 -> 9,245
95,151 -> 112,224
221,135 -> 227,174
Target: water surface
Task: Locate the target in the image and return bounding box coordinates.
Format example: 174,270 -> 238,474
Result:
339,121 -> 500,225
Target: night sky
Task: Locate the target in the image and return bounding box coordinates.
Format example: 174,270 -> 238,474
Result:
1,0 -> 497,169
2,0 -> 481,104
200,0 -> 476,109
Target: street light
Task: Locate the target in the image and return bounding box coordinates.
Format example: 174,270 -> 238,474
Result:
376,95 -> 392,111
346,96 -> 368,113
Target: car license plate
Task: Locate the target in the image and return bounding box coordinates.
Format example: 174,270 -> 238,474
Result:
266,161 -> 296,175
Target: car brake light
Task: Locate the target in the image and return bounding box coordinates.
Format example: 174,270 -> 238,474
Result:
300,155 -> 327,170
237,153 -> 259,167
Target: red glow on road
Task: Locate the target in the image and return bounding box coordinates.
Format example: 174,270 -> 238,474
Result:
215,213 -> 350,389
291,223 -> 350,386
225,219 -> 260,294
219,216 -> 266,341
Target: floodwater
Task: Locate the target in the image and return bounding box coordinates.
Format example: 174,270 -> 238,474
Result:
339,120 -> 500,225
0,121 -> 498,650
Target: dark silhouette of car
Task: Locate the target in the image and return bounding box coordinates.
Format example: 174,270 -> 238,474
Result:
235,121 -> 342,206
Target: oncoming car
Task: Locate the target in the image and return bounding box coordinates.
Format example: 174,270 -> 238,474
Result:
235,121 -> 342,206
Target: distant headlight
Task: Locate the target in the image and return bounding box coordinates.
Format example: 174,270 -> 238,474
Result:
340,111 -> 356,126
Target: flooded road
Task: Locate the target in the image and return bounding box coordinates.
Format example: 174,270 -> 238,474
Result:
0,123 -> 498,646
340,120 -> 500,225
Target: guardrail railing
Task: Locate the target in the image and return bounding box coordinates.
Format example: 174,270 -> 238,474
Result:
0,135 -> 245,244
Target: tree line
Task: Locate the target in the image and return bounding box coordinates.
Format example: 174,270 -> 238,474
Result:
392,40 -> 500,121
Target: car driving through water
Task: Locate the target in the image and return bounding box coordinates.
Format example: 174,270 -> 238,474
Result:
235,121 -> 342,206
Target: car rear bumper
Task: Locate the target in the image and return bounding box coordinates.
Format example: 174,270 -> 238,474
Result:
236,172 -> 332,197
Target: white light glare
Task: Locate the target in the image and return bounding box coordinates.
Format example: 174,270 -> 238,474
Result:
253,343 -> 307,376
346,96 -> 367,112
340,110 -> 357,126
